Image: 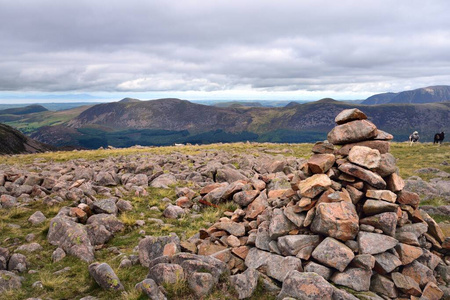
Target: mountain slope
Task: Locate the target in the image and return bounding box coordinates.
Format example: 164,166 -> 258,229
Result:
0,104 -> 48,115
362,92 -> 397,105
67,98 -> 252,132
363,85 -> 450,105
0,123 -> 53,154
30,98 -> 450,148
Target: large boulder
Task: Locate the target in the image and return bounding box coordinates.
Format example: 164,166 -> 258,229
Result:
269,208 -> 296,239
139,235 -> 180,267
0,270 -> 22,291
86,214 -> 124,234
187,272 -> 215,298
147,263 -> 184,285
95,171 -> 118,186
216,167 -> 247,183
92,199 -> 118,215
47,216 -> 94,262
245,248 -> 302,282
150,173 -> 177,188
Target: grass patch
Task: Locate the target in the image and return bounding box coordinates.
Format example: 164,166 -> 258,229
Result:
429,214 -> 450,223
420,197 -> 447,207
39,270 -> 71,291
390,142 -> 450,180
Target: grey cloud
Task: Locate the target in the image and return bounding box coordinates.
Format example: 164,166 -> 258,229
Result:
1,0 -> 450,97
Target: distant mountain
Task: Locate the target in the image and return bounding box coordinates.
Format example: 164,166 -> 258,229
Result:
363,85 -> 450,105
66,98 -> 252,132
0,104 -> 48,115
118,98 -> 141,103
27,98 -> 450,148
213,101 -> 263,108
0,123 -> 53,154
0,102 -> 104,112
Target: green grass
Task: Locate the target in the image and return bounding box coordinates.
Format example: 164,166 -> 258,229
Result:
0,142 -> 314,165
1,106 -> 91,135
390,142 -> 450,180
429,214 -> 450,223
420,197 -> 447,207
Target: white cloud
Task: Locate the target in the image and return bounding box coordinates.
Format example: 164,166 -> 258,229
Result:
0,0 -> 450,100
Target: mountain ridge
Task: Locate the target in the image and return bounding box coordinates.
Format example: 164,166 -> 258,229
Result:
363,85 -> 450,105
28,98 -> 450,148
0,104 -> 48,115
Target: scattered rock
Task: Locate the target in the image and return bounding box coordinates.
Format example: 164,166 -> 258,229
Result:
277,271 -> 334,300
135,278 -> 167,300
28,211 -> 46,225
88,262 -> 124,291
230,268 -> 259,299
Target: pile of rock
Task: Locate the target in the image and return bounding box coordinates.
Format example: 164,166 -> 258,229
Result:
184,109 -> 449,299
46,198 -> 130,262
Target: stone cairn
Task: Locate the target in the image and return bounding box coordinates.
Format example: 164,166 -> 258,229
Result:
186,108 -> 449,299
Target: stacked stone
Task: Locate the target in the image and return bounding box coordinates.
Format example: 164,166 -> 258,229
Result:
190,109 -> 449,299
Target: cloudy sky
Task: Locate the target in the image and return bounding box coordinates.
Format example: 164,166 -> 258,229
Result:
1,0 -> 450,103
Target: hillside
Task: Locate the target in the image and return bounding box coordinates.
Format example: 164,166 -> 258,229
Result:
26,98 -> 450,148
363,85 -> 450,105
0,105 -> 93,135
0,104 -> 48,115
67,98 -> 252,132
0,123 -> 53,154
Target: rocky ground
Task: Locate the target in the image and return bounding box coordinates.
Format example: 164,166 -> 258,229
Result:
0,109 -> 449,300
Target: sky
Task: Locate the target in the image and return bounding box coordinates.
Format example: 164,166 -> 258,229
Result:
1,0 -> 450,103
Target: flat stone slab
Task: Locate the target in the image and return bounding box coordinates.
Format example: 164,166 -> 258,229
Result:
328,119 -> 378,145
348,146 -> 381,169
366,190 -> 397,203
358,232 -> 398,255
339,162 -> 386,189
335,108 -> 368,125
337,140 -> 390,156
297,174 -> 332,198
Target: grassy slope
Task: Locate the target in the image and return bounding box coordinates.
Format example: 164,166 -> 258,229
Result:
0,105 -> 93,135
0,142 -> 449,300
